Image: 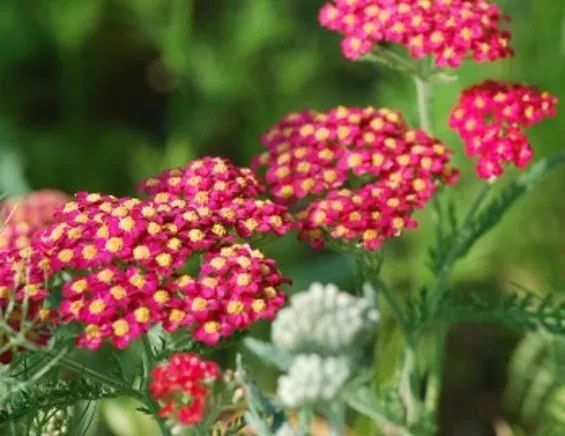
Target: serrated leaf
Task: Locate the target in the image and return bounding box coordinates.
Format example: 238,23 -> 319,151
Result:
406,287 -> 565,336
458,150 -> 565,260
0,378 -> 118,425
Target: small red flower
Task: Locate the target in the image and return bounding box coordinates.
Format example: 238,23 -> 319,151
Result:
449,80 -> 558,180
149,353 -> 220,427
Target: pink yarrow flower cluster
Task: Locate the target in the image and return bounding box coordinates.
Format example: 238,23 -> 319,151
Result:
138,156 -> 293,238
0,190 -> 70,251
319,0 -> 514,67
254,106 -> 458,249
149,353 -> 220,426
32,195 -> 287,349
449,80 -> 558,179
11,158 -> 291,351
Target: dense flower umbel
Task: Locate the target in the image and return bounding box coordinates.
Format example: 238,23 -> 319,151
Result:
449,81 -> 558,179
149,353 -> 220,426
255,106 -> 458,249
193,244 -> 287,345
272,282 -> 378,355
26,192 -> 288,349
319,0 -> 514,67
138,157 -> 294,239
277,354 -> 351,408
0,246 -> 55,364
0,190 -> 70,251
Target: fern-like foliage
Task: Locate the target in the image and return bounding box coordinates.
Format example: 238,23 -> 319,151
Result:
430,150 -> 565,272
459,151 -> 565,257
405,288 -> 565,336
0,378 -> 118,427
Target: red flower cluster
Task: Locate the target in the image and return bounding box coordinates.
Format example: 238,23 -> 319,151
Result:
0,246 -> 56,363
149,353 -> 220,426
0,190 -> 70,251
138,157 -> 293,238
254,106 -> 458,249
319,0 -> 513,67
16,159 -> 291,350
449,81 -> 558,179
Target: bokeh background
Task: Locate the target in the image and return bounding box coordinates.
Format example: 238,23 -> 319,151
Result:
1,0 -> 565,434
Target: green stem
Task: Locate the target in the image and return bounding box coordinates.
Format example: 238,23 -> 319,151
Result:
363,48 -> 428,80
399,343 -> 421,425
141,334 -> 157,384
429,183 -> 493,307
424,183 -> 493,410
368,278 -> 421,425
298,407 -> 313,434
326,401 -> 346,436
414,76 -> 433,132
378,281 -> 411,338
141,335 -> 172,436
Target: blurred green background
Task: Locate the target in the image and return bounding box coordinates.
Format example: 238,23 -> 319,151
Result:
1,0 -> 564,434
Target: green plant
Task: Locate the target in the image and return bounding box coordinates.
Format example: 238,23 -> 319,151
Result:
1,1 -> 565,435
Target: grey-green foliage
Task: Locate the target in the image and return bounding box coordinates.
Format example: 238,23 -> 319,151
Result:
234,355 -> 288,436
271,282 -> 379,355
276,354 -> 351,409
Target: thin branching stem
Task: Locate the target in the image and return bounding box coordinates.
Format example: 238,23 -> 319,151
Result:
425,183 -> 493,410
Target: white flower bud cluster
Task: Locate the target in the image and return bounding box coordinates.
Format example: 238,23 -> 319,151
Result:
277,354 -> 351,409
272,282 -> 379,355
37,406 -> 73,436
273,283 -> 379,409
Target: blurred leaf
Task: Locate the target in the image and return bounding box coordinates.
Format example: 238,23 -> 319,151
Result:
37,0 -> 105,52
101,398 -> 158,436
0,148 -> 29,195
243,338 -> 292,372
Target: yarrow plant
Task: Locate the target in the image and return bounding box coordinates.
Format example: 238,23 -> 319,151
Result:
318,0 -> 514,66
1,1 -> 564,436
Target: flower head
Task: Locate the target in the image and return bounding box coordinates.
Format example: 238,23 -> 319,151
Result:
138,157 -> 294,239
149,353 -> 220,427
255,106 -> 458,249
277,354 -> 351,408
21,191 -> 290,350
319,0 -> 514,67
30,192 -> 216,349
449,81 -> 558,179
272,282 -> 378,355
192,244 -> 288,345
